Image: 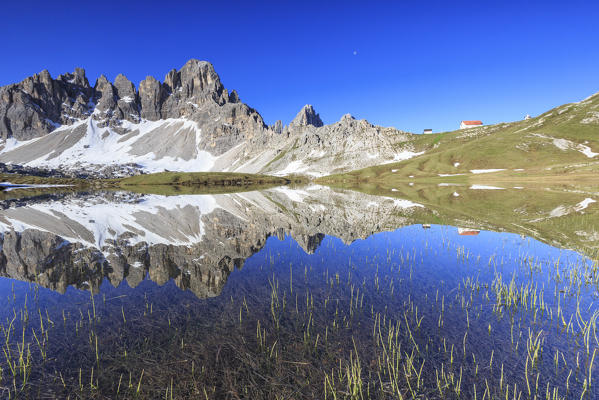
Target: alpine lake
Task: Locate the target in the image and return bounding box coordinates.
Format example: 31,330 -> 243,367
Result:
0,182 -> 597,399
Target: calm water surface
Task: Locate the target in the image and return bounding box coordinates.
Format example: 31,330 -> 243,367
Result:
0,186 -> 596,399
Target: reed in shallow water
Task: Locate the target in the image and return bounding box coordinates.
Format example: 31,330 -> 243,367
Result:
0,226 -> 596,398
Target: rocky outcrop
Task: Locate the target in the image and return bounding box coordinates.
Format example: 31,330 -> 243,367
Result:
0,59 -> 419,177
290,104 -> 323,128
93,75 -> 118,120
138,75 -> 163,121
270,120 -> 283,134
112,74 -> 139,122
0,68 -> 93,140
0,59 -> 246,139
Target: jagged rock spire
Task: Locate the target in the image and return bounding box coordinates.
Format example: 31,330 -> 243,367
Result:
271,120 -> 283,133
114,74 -> 136,99
93,75 -> 117,112
290,104 -> 323,127
139,75 -> 163,120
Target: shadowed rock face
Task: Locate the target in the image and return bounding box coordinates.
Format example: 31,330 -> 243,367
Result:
0,187 -> 425,297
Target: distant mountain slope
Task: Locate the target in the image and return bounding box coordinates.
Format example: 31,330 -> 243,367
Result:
322,92 -> 599,182
0,60 -> 417,177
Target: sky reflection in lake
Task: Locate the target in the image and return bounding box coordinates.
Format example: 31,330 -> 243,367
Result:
0,192 -> 596,399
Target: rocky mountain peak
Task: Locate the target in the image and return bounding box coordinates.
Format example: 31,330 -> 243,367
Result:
290,104 -> 323,127
340,113 -> 355,122
182,58 -> 213,70
94,74 -> 111,89
228,89 -> 240,103
38,69 -> 53,84
114,74 -> 135,98
271,120 -> 283,134
21,69 -> 54,97
93,75 -> 117,114
138,75 -> 163,121
58,68 -> 90,89
73,67 -> 87,80
163,69 -> 180,93
0,59 -> 252,138
176,59 -> 226,103
0,59 -> 415,179
113,74 -> 139,122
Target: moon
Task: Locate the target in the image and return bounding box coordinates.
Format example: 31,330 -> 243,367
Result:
353,50 -> 358,56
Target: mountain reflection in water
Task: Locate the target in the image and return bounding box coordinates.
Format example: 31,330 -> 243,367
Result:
0,185 -> 597,398
0,186 -> 425,297
0,185 -> 597,298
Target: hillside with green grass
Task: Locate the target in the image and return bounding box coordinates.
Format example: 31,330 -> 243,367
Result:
320,91 -> 599,185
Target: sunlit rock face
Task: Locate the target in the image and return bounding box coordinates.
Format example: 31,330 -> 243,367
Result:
0,60 -> 417,178
0,187 -> 426,297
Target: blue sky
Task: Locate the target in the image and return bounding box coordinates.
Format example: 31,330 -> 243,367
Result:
1,1 -> 598,133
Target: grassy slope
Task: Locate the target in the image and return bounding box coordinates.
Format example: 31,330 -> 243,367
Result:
319,92 -> 599,185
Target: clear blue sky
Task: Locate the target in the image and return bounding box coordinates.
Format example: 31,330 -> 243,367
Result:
1,1 -> 598,133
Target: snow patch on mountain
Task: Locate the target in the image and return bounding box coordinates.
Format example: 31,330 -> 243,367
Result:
0,118 -> 219,175
532,133 -> 598,158
271,160 -> 310,176
392,150 -> 425,162
470,169 -> 506,174
470,185 -> 505,190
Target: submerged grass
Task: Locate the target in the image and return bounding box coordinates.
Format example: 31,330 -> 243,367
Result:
0,226 -> 597,398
